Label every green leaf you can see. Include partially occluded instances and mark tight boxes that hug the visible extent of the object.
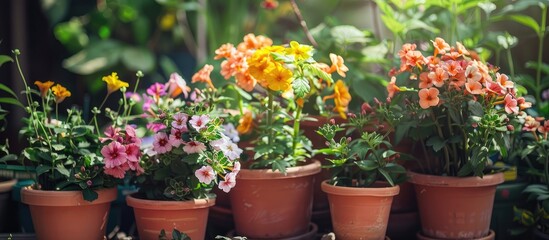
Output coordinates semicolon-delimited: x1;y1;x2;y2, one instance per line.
292;77;310;99
468;100;484;116
0;97;24;108
0;83;18;99
355;160;379;171
426;136;446;152
270;52;294;63
0;154;16;163
82;188;98;202
0;55;13;68
508;15;540;34
305;64;333;85
36;165;51;176
330;25;369;44
378;167;394;186
51;144;66;151
121;47;155;73
63;40;122;75
233;85;252;100
56;164;70;177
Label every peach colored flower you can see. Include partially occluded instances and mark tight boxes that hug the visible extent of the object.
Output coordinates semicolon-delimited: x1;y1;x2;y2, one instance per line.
419;72;432;88
387;76;400;98
456;42;470;56
329;53;349;77
214;43;236;60
34;80;54;98
504;94;519;114
523;116;540;132
404;50;426;70
237;111;253;135
418;88;440;109
192;64;215;89
235;72;257;92
517;97;532;110
237;33;273;51
449;72;466;88
465;80;484;95
165;73;191;98
428;67;448;87
432;37;450;56
445;60;462;76
220;52;248;79
538;121;549;134
465;65;482;83
496;73;514;89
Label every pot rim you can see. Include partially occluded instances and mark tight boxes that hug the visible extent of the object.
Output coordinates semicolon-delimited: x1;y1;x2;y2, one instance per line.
320;180;400;197
417;229;495;240
407;171;504;187
21;187;117;206
0;178;17;193
126;193;215;210
237;159;321;180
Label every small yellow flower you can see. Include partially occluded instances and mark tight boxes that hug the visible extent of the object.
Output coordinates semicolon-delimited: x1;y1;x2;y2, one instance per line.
159;13;176;31
34;80;54;98
264;64;293;92
51;84;71;103
286;41;312;60
102;72;129;94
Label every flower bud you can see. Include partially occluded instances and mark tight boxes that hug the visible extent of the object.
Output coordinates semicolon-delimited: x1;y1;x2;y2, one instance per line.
12;49;20;55
325;141;330;147
329;119;336;125
346;137;352;143
136;71;144;78
507;125;514;131
86;180;93;186
347;113;356;119
81;166;86;172
472;122;478;128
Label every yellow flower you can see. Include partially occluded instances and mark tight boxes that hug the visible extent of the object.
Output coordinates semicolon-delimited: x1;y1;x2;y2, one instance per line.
286;41;312;60
34;80;54;98
51;84;71;103
159;13;176;31
323;80;352;119
264;63;293;92
102;72;129;94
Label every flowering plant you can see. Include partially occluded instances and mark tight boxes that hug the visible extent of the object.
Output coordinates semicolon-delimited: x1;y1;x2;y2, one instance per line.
132;73;242;201
387;38;530;177
513;117;549;233
206;34;350;172
11;50;141;201
316;111;407;187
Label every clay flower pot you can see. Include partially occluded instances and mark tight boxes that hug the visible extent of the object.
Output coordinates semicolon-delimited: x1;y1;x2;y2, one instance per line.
126;194;215;240
229;159;321;239
21;187;117;240
321;180;400;240
408;171;504;239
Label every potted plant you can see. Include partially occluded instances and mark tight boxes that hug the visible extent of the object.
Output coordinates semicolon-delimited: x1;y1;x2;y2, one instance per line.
125;73;242;240
387;38;530;239
207;34;340;239
9;49;141;240
316;114;405;240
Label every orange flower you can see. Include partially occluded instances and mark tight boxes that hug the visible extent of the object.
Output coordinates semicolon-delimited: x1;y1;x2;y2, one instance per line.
34;80;54;98
418;88;439;109
432;37;450;56
102;72;129;94
428;67;448;88
387;76;400;98
329;53;349;77
402;50;426;71
214;43;236;60
523;116;540;132
324;80;352;119
237;111;253;134
51;84;71;103
235;72;257;92
237;34;273;51
264;64;293;92
465;80;483;95
192;64;215;89
456;42;470;56
504;94;518;114
261;0;279;9
419;72;432;89
296;98;304;108
496;73;514;89
220;52;247;79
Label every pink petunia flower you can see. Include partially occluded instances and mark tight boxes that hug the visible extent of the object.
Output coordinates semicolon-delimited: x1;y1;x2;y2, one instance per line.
101;141;128;168
220;142;242;161
146;83;166;99
165;73;190;98
218;172;237;193
172;112;189;130
100;126;122;143
147;123;167;132
127;161;145;175
189;115;210;131
125;143;141;162
104;164;130;179
195;165;216;184
125;125;141;145
153;132;173;154
183;140;206;154
169;128;185;148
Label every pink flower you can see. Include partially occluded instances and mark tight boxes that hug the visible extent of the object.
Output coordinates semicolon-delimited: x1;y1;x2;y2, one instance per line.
465;65;482;82
101;141;128;168
100;126;122;143
538;121;549;134
125;144;141;162
183;141;206;154
427;67;448;88
195;165;216;184
465;80;483;95
142;94;154;112
165;73;190;98
146;83;166;99
147;123;167;132
209;137;228;151
153;132;173;154
104;164;130;179
504;94;519;114
219;172;237;193
189;115;210;131
523;116;540;132
232;161;241;174
172;112;189;130
125;125;141;145
127;161;145;175
496;73;514;89
220;142;242;161
169;128;185;148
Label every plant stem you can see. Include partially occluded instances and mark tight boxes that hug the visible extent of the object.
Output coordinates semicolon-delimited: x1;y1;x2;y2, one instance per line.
267;90;274;158
14;53;32;107
236;90;244;116
432;113;451;175
291;105;303;157
290;0;317;47
506;48;515;80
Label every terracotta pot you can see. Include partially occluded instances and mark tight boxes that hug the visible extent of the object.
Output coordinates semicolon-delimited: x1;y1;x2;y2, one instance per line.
126;194;215;240
226;222;319;240
408;171;504;239
321;180;400;240
229;160;321;239
417;230;495;240
21;187;117;240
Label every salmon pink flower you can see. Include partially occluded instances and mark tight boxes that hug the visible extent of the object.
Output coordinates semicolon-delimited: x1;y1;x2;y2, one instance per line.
214;43;236;60
104;164;130;179
183;140;206;154
538;121;549;134
219;172;237;193
172;112;189;130
523;116;540;132
329;53;349;77
504;94;519;114
496;73;514;89
418;88;440;109
192;64;215;89
432;37;451;56
465;80;484;95
387;77;400;98
465;65;482;82
101;141;128;168
428;67;449;87
419;72;433;88
125;144;141;163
